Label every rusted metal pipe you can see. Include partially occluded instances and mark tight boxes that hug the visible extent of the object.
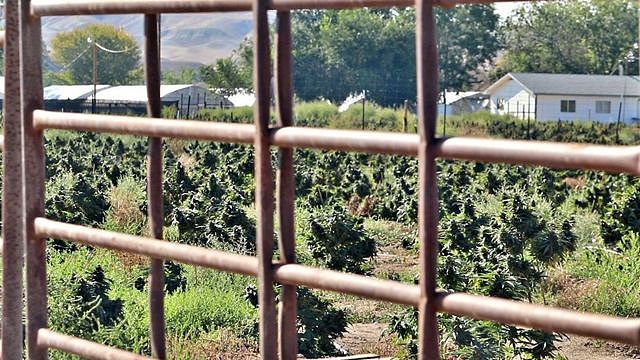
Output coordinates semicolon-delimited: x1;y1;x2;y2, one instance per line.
31;0;523;16
253;0;278;357
22;0;47;357
32;110;640;174
144;13;166;360
275;10;298;360
273;264;420;306
416;0;440;357
435;292;640;346
33;110;256;144
37;329;152;360
2;1;24;358
34;218;260;276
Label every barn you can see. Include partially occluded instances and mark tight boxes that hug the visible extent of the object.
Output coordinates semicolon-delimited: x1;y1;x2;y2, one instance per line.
485;73;640;123
90;84;232;117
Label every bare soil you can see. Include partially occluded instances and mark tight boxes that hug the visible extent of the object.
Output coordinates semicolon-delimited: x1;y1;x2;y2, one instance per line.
557;336;640;360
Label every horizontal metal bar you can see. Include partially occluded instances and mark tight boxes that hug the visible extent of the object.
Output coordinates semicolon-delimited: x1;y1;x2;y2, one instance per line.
437;137;640;175
34;110;640;174
273;263;419;306
435;292;640;346
36;329;152;360
271;126;418;156
33;110;255;144
34;217;258;276
31;0;522;16
35;218;640;345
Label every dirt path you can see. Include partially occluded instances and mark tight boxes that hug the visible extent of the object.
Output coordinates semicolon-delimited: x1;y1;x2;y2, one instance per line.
336;324;640;359
557;336;640;360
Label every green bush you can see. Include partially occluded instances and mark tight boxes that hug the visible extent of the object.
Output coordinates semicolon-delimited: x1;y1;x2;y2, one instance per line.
298;204;376;274
294;100;338;127
195;106;254;123
562;233;640;317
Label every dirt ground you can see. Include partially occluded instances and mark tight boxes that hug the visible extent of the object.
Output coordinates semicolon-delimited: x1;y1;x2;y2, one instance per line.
557;336;640;360
336;326;640;359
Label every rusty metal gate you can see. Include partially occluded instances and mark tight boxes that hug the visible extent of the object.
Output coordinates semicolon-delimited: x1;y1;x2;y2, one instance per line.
1;0;640;359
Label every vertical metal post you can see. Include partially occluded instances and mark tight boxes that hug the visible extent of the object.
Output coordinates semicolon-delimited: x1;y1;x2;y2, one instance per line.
144;14;166;360
186;95;191;119
403;99;409;133
275;11;297;360
416;0;440;359
21;0;47;357
92;40;97;114
253;0;277;358
2;1;25;358
362;92;366;130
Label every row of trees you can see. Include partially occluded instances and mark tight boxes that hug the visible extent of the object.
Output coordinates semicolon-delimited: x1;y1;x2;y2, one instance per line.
36;0;639;104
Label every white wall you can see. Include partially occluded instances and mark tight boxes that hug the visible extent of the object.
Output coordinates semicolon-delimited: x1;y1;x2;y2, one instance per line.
489;80;535;120
536;95;640;123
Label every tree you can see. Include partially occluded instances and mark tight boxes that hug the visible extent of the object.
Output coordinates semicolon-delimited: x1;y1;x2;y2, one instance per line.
200;38;252;96
500;0;639;75
50;24;141;85
292;7;499;106
162;68;198;85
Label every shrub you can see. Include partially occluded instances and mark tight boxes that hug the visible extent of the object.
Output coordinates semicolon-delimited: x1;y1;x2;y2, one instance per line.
294;100;338;127
102;176;147;235
298;204;376;274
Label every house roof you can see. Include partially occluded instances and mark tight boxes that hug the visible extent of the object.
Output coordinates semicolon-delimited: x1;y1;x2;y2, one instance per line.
91;84;207;102
485;73;640;97
44;85;111;100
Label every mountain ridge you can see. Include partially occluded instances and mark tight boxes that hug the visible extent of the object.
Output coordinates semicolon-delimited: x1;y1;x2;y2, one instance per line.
42;13;253;69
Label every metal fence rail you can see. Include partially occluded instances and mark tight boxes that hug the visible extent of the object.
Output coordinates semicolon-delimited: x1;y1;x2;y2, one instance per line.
2;0;640;359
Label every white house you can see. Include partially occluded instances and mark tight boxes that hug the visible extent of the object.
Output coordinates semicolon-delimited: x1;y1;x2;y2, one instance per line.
485;73;640;123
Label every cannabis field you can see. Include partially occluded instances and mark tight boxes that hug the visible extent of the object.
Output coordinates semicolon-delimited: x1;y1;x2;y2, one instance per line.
8;103;640;359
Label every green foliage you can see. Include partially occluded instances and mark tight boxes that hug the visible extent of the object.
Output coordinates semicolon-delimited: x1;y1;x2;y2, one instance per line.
48;250;124;342
294;100;339;127
298;204;376;274
501;0;639;75
562;233;640;317
194;106;254;123
102;176;146;235
599;181;640;245
295;287;348;357
50;24;141;85
161;67;199;85
292;7;499;105
200;38;253;95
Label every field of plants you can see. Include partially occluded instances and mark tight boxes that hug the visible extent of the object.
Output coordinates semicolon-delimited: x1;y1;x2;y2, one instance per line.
8;102;640;359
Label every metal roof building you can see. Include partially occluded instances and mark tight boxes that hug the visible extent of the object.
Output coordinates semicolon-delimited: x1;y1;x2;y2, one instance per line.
43;85;111;100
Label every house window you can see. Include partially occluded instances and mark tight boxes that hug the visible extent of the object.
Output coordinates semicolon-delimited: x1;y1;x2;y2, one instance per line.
595;100;611;114
560;100;576;113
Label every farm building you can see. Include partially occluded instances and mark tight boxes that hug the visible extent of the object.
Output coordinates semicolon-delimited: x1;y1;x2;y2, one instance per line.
485;73;640;123
438;91;488;116
44;85;111;100
90;84;232;117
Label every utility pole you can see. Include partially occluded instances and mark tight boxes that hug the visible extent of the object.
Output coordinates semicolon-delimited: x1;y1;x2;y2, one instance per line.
361;91;366;130
89;37;97;114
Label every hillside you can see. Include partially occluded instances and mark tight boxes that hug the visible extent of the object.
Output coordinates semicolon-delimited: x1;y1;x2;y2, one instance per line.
42;13;253;69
